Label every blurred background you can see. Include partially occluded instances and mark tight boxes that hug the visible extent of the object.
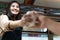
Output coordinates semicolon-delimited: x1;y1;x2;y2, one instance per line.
0;0;60;40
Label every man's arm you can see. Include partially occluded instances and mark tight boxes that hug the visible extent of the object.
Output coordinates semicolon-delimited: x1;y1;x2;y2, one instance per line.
36;13;60;35
45;18;60;35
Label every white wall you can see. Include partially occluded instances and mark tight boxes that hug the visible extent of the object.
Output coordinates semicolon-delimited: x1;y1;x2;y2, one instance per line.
34;0;60;8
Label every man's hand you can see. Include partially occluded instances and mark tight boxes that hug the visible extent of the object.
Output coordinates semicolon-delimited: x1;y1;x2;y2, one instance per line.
31;11;46;28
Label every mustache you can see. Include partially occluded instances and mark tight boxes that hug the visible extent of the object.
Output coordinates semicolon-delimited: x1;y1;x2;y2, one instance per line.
11;9;19;12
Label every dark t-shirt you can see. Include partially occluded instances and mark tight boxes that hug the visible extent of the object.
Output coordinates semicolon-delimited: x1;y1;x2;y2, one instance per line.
2;27;23;40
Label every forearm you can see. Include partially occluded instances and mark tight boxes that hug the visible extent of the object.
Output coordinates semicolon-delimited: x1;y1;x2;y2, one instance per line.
9;19;26;29
45;18;60;35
